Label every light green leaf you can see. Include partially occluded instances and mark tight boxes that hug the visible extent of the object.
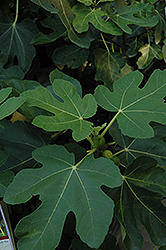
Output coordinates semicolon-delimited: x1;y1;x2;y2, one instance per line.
137;44;163;69
72;3;122;35
0;121;50;173
163;39;166;63
21;79;97;141
0;88;26;120
52;0;90;48
94;49;125;90
94;69;166;139
154;2;166;44
106;156;166;249
52;44;89;69
30;0;58;13
109;121;166;167
105;0;159;34
4;144;122;250
0;13;38;72
97;0;115;3
30;15;66;45
77;0;93;6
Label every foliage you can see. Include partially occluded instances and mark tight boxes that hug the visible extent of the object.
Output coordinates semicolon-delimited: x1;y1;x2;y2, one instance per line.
0;0;166;250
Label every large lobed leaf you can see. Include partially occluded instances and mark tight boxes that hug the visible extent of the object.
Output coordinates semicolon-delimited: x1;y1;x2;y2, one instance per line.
4;144;122;250
94;69;166;139
105;0;159;34
0;13;38;73
72;3;122;35
21;79;97;141
106;156;166;249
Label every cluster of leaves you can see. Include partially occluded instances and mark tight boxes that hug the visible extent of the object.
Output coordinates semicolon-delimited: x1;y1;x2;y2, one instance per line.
0;0;166;250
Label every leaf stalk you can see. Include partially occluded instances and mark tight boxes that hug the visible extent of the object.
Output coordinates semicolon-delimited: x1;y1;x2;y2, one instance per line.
14;0;19;24
100;110;121;138
74;148;96;168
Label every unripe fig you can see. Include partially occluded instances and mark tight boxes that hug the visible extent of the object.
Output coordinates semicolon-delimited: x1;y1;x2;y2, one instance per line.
93;136;105;149
102;150;113;159
111;156;121;166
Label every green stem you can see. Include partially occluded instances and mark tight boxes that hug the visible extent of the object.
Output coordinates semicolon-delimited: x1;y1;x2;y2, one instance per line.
86;135;95;147
100;110;121;138
147;31;150;45
113;148;126;157
74;148;96;168
14;0;19;24
152;246;158;250
100;32;110;55
111;42;115;53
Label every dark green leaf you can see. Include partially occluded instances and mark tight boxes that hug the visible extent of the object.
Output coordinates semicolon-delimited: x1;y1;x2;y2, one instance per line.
64;142;87;163
0;66;24;80
4;144;122;250
105;0;159;34
30;15;66;45
72;3;122;35
94;49;125;90
49;69;82;97
106;156;166;250
0;53;24;80
109;121;166;167
0;170;14;197
0;88;26;120
52;0;91;48
52;44;89;69
21;79;97;141
30;0;58;13
72;238;96;250
126;38;143;57
0;149;14;197
0;121;50;173
0;13;38;72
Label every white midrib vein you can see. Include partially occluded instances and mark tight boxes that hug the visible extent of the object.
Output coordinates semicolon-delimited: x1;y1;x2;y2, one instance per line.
121;82;166;111
74;169;95;239
124;179;166;226
32;168;74;249
58;0;83;43
29;95;80;119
